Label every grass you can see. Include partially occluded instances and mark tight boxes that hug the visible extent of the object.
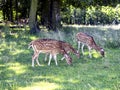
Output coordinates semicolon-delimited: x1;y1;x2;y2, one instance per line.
0;25;120;90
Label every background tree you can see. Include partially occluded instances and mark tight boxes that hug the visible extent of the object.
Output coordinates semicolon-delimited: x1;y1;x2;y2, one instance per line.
41;0;61;31
1;0;13;21
29;0;40;33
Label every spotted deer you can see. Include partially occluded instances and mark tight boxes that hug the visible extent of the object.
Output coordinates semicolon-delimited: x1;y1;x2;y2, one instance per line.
28;39;72;67
44;40;80;61
76;32;104;58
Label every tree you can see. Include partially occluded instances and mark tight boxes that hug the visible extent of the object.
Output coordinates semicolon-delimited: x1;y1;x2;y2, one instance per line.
29;0;40;33
51;0;61;31
41;0;61;31
1;0;13;21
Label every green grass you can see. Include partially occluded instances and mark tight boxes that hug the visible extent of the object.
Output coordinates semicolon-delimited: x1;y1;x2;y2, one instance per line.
0;25;120;90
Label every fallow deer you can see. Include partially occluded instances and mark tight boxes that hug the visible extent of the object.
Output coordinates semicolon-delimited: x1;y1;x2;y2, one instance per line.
76;32;104;58
28;39;72;67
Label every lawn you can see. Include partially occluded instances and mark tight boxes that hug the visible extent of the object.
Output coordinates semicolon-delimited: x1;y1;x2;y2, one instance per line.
0;25;120;90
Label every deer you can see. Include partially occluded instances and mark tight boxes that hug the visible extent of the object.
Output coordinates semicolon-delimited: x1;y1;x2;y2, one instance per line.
44;40;80;61
28;39;72;67
76;32;104;58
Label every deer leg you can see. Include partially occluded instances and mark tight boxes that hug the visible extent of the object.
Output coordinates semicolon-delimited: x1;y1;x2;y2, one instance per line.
36;53;41;66
48;54;52;66
64;54;72;65
44;53;49;61
61;51;70;61
53;54;58;66
61;57;65;61
77;41;81;51
88;46;92;58
32;52;38;67
32;55;35;67
32;52;41;67
81;44;85;55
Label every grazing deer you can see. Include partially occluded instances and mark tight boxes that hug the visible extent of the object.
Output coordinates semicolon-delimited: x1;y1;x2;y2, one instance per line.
28;39;72;67
76;32;104;58
44;40;80;61
60;41;80;60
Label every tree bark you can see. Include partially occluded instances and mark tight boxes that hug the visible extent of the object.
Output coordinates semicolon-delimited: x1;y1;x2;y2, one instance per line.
41;0;50;26
15;0;19;24
29;0;40;34
41;0;61;31
51;0;61;31
9;0;13;22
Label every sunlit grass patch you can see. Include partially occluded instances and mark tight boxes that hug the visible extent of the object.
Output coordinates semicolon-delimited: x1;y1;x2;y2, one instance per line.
82;50;102;58
92;50;101;58
0;40;9;51
10;49;24;55
18;81;61;90
8;62;27;75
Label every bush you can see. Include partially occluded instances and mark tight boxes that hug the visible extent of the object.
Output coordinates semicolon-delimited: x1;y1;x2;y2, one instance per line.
61;5;120;25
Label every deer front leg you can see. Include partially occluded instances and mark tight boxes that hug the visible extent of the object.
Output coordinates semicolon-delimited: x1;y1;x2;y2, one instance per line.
53;54;58;66
61;51;70;61
81;44;85;55
77;41;81;52
48;54;52;66
44;53;49;61
61;57;65;61
64;54;72;65
88;46;92;58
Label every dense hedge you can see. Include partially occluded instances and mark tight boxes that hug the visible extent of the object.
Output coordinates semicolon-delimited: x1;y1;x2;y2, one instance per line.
61;5;120;25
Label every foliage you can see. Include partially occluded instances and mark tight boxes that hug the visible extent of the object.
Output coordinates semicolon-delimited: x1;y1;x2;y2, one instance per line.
0;11;3;20
62;4;120;25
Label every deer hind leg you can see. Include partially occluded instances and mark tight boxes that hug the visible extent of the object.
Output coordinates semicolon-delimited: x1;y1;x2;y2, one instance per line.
88;46;92;58
32;52;37;67
32;52;41;67
36;53;41;66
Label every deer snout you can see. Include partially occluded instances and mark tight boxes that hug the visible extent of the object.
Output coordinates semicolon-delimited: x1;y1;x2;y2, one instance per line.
100;49;104;57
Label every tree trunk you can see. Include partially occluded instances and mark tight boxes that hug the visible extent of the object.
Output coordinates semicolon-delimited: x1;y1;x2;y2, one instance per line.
50;0;61;31
15;0;18;24
29;0;40;34
4;0;13;21
41;0;50;28
41;0;61;31
9;0;13;22
2;0;6;20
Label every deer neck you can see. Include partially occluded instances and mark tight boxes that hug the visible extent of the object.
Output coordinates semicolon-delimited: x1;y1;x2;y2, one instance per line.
91;44;101;51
